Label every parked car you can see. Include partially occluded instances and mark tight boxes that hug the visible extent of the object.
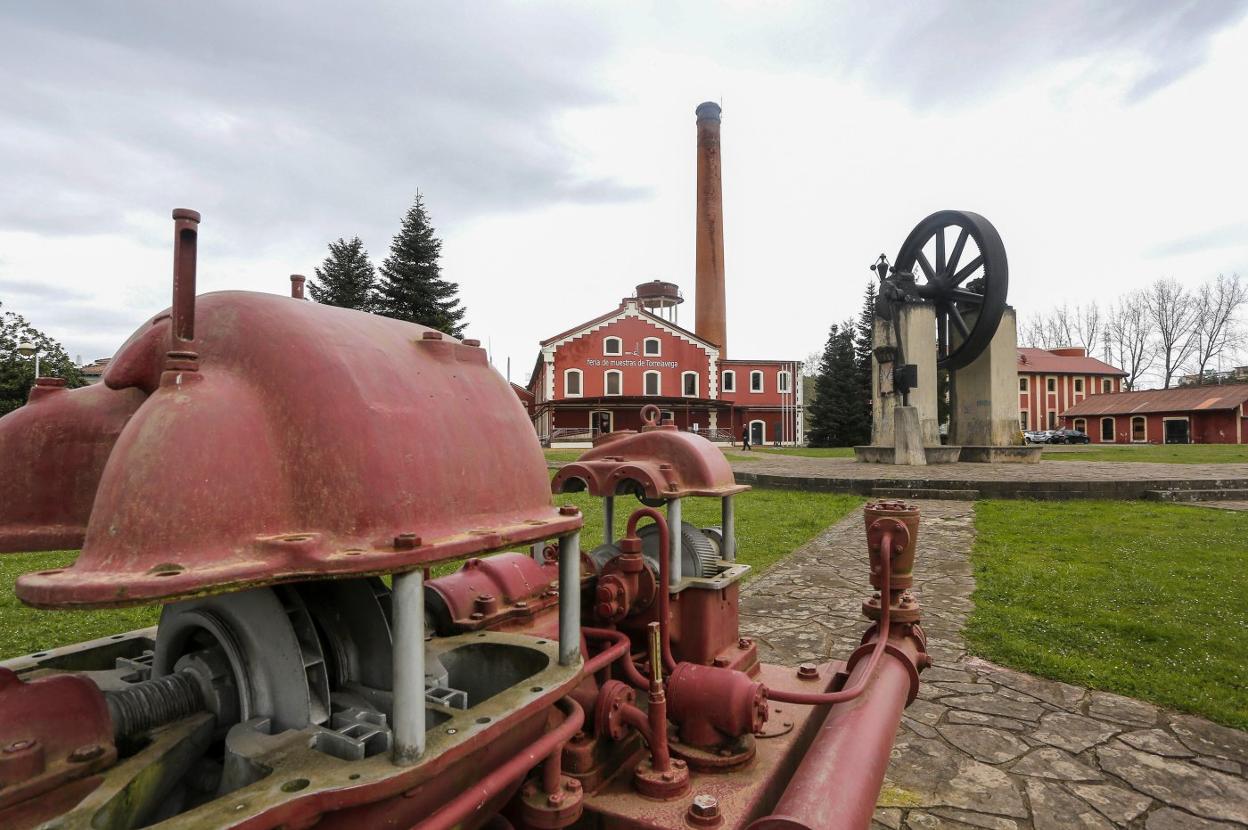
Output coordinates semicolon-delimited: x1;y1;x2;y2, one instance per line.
1049;428;1091;445
1024;430;1054;444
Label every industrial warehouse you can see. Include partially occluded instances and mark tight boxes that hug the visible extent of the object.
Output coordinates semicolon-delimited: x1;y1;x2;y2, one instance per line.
524;103;804;447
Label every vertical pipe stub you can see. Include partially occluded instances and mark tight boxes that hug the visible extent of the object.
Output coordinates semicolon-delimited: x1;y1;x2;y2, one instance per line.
171;208;201;349
290;274;306;299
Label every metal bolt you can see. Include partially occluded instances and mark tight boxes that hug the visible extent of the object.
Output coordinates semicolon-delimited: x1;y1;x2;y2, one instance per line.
690;794;720;819
470;611;484;620
515;601;528;609
672;759;686;769
547;791;564;806
68;744;104;763
565;778;582;792
4;739;34;754
797;662;819;680
662;771;676;782
463;338;481;347
394;533;421;550
738;637;751;649
559;505;579;516
421;331;443;340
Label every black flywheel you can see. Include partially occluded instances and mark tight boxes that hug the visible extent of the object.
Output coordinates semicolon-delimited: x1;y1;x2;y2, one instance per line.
894;210;1008;371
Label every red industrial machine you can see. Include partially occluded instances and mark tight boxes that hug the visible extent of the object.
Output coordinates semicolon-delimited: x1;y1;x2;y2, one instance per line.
0;210;928;830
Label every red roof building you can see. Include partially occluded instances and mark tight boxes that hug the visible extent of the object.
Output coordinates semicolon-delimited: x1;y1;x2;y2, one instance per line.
1061;385;1248;444
1017;347;1126;432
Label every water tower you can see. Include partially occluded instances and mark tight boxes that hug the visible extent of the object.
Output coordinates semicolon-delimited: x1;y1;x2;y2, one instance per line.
635;280;684;325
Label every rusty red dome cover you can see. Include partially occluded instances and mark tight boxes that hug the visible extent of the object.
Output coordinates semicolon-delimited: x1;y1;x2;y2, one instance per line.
551;407;748;500
14;292;578;609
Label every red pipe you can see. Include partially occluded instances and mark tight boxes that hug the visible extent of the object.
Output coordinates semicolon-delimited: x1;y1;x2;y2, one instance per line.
623;508;677;673
583;627;649;689
746;629;923;830
768;530;894;707
411;698;584;830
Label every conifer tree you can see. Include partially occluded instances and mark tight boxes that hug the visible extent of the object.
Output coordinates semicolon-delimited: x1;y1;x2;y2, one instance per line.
807;322;865;447
308;236;376;311
374;194;467;337
853;281;877;440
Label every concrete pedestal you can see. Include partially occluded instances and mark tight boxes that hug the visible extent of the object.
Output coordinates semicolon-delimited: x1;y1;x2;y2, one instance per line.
950;307;1021;448
871;305;939;448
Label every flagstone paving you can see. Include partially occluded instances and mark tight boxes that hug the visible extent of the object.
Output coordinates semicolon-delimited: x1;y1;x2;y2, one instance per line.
738;500;1248;829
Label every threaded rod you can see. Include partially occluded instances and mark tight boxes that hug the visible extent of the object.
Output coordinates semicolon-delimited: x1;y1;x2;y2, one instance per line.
106;671;205;738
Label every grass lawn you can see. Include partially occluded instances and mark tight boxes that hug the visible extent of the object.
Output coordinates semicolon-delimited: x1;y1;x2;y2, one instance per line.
0;489;860;661
1042;444;1248;463
545;448;754;464
967;500;1248;729
752;446;856;458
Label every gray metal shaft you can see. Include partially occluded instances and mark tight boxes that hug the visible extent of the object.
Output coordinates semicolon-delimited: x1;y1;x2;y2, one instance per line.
392;569;426;765
668;497;682;587
559;530;581;666
722;494;736;562
107;671;205;739
603;496;614;546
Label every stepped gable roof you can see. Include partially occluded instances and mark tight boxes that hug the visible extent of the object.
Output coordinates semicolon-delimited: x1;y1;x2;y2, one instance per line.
1017;348;1125;376
1062;385;1248;416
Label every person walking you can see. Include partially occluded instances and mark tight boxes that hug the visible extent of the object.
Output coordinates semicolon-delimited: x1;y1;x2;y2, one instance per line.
741;425;751;451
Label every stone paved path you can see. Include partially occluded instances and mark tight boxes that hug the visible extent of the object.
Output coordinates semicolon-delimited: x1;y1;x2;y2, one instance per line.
738;501;1248;830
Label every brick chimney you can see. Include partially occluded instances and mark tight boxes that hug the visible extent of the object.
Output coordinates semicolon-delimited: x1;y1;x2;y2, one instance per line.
694;101;727;355
290;274;306;299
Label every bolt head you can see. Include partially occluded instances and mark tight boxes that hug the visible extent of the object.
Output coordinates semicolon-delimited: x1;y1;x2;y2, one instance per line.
3;739;34;754
565;778;582;792
690;794;720;818
797;662;819;679
662;771;676;782
738;637;752;649
68;743;104;763
672;759;686;769
547;792;564;806
559;505;579;516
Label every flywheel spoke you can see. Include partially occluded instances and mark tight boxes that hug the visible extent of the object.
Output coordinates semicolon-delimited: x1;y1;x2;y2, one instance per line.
935;228;946;273
947;229;968;276
949;306;971;339
950;287;984;304
915;250;936;281
950;255;984;286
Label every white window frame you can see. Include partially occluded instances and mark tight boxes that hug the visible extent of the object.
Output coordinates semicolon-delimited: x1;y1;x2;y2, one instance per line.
1073;418;1087;433
643;370;661;396
1100;417;1115;442
604;369;622;397
682;371;699;397
1131;415;1147;443
721;370;736;392
1019;377;1028;393
564;368;583;398
1019;412;1028;431
1074;378;1084;394
1046;377;1057;393
589;409;613;433
603;336;622;356
748;419;766;445
1102;378;1113;393
778;370;791;393
1162;416;1190;445
750;371;764;393
643;337;661;357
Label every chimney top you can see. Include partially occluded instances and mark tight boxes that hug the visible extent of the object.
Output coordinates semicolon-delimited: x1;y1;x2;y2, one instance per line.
695;101;721;122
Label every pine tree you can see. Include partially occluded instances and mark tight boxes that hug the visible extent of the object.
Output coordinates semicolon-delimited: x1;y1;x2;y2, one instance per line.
374;194;467;337
807;322;865;447
308;236;376;311
852;281;877;444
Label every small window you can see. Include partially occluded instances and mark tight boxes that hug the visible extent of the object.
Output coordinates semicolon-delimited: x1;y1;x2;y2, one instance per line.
1074;378;1084;394
1132;416;1147;442
750;371;763;392
604;370;622;396
1046;378;1056;393
778;371;791;393
1019;378;1028;393
722;370;736;392
603;337;622;356
643;337;661;356
1073;418;1086;432
682;371;699;397
564;368;582;397
1019;412;1028;430
1101;417;1114;441
1102;378;1113;393
661;409;675;423
1047;411;1056;429
644;371;661;396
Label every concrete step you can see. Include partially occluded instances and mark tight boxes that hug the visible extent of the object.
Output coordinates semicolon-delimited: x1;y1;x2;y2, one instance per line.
871;487;980;501
1144;489;1248;503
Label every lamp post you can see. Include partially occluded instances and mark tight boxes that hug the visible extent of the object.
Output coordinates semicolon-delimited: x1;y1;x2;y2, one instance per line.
16;341;41;378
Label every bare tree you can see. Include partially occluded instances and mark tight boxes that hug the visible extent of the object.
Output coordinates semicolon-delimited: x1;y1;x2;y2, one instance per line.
1107;291;1155;390
1073;302;1101;355
1189;273;1247;382
1143;278;1198;388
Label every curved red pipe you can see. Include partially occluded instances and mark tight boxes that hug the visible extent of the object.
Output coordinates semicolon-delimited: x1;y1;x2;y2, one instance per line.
623;507;677;673
410;698;584;830
583;627;649;689
767;528;894;706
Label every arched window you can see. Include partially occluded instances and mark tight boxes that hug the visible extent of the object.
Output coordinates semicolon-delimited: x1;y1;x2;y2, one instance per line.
750;371;764;392
1131;415;1147;443
1100;417;1114;441
778;371;791;393
721;370;736;392
682;371;699;397
1073;418;1087;433
644;371;661;396
563;368;582;397
603;336;622;356
643;337;661;356
604;370;622;396
1102;378;1113;393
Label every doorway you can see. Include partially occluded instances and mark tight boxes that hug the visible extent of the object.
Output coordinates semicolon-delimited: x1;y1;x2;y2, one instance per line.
591;411;613;435
1163;418;1189;445
749;420;765;446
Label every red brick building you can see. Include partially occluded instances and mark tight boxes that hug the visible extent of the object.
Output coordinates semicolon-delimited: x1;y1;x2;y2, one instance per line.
1061;385;1248;444
526;284;801;446
1017;347;1126;432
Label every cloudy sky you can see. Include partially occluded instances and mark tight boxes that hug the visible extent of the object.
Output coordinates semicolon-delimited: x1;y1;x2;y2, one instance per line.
2;1;1247;382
